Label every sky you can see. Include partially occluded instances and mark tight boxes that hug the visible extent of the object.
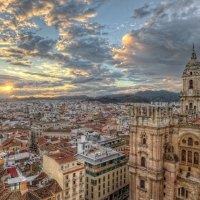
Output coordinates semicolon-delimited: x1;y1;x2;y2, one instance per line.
0;0;200;98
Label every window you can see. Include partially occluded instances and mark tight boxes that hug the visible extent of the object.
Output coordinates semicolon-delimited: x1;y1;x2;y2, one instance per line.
57;194;60;200
140;180;145;189
181;150;186;162
108;174;110;180
98;192;100;197
181;187;185;197
66;175;69;179
103;176;105;181
194;152;199;165
178;187;188;198
189;80;193;89
188;138;193;146
189;103;193;109
141;157;146;167
190;72;192;75
142;138;146;145
188;151;192;163
98;178;101;184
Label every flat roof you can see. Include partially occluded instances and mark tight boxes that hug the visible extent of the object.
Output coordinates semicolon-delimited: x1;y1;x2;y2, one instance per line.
49;152;77;164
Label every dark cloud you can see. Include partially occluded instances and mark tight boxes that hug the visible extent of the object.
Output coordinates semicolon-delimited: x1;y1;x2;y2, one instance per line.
132;3;151;19
18;33;56;54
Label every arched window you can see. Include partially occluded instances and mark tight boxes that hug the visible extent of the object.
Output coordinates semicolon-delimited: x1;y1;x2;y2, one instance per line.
190;72;193;75
142;138;146;145
181;187;185;197
188;151;192;163
186;105;188;110
189;80;193;89
188;137;193;146
141;157;145;167
194;152;199;165
181;150;186;162
178;187;188;198
189;103;193;109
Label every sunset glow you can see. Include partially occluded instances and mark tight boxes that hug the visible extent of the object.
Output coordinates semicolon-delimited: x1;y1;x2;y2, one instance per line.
1;85;12;92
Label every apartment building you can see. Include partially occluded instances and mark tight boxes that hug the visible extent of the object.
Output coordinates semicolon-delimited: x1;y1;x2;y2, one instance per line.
30;120;72;151
43;152;86;200
75;136;129;200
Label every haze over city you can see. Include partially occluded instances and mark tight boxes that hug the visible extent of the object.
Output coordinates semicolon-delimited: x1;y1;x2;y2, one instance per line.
0;0;199;98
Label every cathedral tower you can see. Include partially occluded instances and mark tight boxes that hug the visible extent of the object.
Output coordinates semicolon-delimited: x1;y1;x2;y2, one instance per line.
129;106;173;200
180;45;200;117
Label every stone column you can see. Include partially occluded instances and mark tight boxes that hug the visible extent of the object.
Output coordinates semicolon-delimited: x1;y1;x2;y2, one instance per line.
129;172;136;200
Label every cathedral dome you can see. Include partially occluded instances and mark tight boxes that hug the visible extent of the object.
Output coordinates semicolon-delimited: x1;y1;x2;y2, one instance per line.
183;46;200;75
185;59;200;69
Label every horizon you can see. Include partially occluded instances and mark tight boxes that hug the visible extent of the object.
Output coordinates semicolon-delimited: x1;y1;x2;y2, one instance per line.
0;0;199;98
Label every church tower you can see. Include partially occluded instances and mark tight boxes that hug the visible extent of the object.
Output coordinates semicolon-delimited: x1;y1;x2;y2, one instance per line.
180;45;200;117
129;106;173;200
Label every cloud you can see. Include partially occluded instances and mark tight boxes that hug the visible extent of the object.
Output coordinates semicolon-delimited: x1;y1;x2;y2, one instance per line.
132;3;151;19
113;0;200;92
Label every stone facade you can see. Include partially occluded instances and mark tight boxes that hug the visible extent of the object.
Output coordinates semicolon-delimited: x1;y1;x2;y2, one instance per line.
129;48;200;200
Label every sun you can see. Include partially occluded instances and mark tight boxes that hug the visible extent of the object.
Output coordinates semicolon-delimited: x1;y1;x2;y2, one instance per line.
1;85;12;91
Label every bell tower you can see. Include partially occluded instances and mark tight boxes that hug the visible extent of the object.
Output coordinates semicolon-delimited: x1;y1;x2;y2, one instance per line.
180;45;200;116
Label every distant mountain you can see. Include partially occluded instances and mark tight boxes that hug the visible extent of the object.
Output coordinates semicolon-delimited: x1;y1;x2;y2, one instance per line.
14;90;179;103
134;90;179;102
88;90;179;104
88;95;150;104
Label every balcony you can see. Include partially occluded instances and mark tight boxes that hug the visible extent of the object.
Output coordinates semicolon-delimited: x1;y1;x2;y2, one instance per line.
79;188;84;193
65;195;70;199
86;159;127;173
79;174;84;178
79;181;84;185
72;184;77;188
73;176;78;180
72;192;77;196
65;186;70;190
65;179;70;182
